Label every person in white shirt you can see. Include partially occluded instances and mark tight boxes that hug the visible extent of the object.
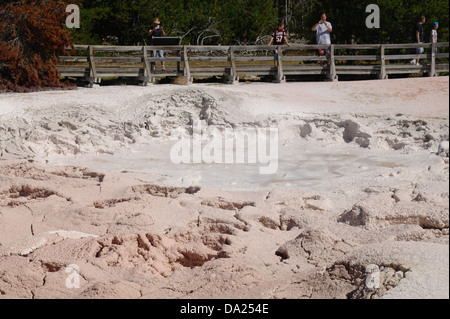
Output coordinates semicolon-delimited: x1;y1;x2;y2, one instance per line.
312;13;333;66
431;22;439;54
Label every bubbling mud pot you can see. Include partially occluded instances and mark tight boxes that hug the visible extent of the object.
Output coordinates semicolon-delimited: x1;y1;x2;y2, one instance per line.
0;78;448;299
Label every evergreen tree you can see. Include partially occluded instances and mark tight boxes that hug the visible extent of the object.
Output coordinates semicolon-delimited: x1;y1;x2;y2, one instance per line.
71;0;278;45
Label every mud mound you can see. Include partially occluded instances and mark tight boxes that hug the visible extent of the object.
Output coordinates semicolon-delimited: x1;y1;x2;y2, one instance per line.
0;161;49;180
201;197;255;211
338;206;370;227
131;184;201;198
1;86;448;162
58;230;232;278
337;120;372;148
298;115;449;155
5;185;58;200
94;233;217;277
307;263;406;299
52;167;105;183
276;228;357;266
338;204;449;231
302;241;449;299
0;185;70;207
0;89;233;159
93;197;140;209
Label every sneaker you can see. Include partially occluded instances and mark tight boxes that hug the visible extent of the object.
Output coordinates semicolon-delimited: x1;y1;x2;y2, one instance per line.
410;59;416;65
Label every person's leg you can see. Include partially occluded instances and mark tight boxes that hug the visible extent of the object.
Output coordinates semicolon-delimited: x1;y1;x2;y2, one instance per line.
159;50;166;70
152;50;157;70
411;42;419;65
274;50;279;68
325;49;331;67
318;50;324;66
416;46;424;65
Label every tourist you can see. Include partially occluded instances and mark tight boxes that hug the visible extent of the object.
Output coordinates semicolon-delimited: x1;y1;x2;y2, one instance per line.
312;13;333;66
268;22;291;68
411;16;426;66
149;18;166;71
431;22;439;54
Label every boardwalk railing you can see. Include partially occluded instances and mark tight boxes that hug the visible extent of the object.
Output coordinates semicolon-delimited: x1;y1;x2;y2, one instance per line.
57;42;449;86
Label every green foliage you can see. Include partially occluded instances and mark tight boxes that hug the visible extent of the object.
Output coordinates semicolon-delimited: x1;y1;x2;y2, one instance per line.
72;0;278;45
71;0;449;45
72;0;448;45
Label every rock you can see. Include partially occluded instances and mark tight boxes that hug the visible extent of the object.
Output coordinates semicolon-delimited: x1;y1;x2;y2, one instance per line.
438;141;449;157
355;137;370;148
386;138;406;151
300;123;313;138
425;141;440;154
276;228;356;266
200;96;216;124
338;206;370;227
336;242;449;299
336;120;371;148
423;133;436;143
392;189;412;203
43;122;62;132
58;120;78;131
149;115;161;126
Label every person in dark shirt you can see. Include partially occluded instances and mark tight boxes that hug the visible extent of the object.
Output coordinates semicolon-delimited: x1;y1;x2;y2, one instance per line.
268;22;291;67
148;18;166;71
411;16;426;66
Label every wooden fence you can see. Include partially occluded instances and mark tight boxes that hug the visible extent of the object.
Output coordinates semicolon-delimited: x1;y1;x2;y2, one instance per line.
57;42;449;87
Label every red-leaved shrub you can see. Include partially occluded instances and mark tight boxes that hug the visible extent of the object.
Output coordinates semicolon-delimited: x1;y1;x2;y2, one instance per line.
0;0;75;92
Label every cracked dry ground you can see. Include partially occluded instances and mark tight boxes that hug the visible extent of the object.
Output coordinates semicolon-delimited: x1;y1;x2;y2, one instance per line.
0;160;448;299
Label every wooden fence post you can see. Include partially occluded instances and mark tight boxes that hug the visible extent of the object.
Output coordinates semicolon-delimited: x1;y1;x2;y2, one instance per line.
139;46;151;85
177;49;182;74
275;45;285;83
379;44;388;80
327;44;338;81
430;42;437;77
85;45;98;87
228;46;238;84
183;46;192;84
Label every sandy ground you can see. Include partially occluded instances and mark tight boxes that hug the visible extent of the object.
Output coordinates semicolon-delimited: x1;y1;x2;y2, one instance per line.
0;77;448;299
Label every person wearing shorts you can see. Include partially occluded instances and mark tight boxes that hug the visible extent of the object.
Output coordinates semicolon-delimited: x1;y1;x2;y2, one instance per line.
312;13;333;66
411;16;426;66
268;22;291;68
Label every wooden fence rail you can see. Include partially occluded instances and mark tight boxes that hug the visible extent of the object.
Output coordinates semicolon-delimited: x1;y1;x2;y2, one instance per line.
57;43;449;87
